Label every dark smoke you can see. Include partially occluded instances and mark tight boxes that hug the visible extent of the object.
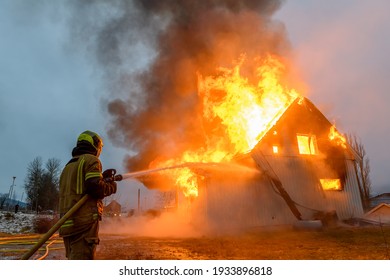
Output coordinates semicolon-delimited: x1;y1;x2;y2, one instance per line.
67;0;289;172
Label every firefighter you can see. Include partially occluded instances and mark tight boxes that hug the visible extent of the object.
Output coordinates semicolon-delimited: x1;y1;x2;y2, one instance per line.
59;130;117;260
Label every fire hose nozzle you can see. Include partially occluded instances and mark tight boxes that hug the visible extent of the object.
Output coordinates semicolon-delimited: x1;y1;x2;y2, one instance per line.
103;174;122;182
103;169;123;182
114;174;123;181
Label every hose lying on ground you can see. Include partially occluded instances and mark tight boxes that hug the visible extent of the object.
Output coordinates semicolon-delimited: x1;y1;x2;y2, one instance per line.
0;233;63;259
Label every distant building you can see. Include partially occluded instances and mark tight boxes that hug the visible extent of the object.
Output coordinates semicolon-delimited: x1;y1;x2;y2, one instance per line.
104;200;122;217
363;203;390;224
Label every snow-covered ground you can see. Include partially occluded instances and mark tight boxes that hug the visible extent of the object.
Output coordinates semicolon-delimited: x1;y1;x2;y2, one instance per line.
0;211;66;260
0;211;35;234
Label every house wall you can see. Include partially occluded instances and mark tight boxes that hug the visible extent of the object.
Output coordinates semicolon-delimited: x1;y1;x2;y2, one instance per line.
199;171;298;230
198;154;364;229
262;154;364;220
324;160;365;219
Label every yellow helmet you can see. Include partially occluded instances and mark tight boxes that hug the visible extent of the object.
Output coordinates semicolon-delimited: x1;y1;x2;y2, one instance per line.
77;130;103;150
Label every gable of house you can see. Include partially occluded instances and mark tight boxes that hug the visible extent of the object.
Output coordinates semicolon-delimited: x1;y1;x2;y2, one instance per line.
254;97;357;192
104;200;122;214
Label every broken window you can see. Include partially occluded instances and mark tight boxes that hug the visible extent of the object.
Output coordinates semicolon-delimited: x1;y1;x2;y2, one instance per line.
297;134;318;155
320;179;342;191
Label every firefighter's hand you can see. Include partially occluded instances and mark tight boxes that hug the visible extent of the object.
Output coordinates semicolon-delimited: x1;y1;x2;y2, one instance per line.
103;168;116;179
103;169;117;183
109;181;117;195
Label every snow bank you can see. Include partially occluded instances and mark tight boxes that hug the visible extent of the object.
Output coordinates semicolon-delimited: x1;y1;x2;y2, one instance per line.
0;211;35;234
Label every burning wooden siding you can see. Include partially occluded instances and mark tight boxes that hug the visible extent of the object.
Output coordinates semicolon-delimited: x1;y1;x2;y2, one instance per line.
198;153;364;229
256;154;364;220
198;168;298;229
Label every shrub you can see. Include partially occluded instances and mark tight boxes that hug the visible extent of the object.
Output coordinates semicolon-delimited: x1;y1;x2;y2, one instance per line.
32;215;59;233
4;212;14;220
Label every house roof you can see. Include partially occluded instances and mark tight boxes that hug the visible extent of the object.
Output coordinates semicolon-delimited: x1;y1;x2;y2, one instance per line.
369;193;390;208
362;203;390;224
365;203;390;216
105;200;121;208
255;97;359;160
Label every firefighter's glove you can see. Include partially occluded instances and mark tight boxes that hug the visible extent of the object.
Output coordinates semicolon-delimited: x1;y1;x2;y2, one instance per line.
103;169;116;182
109;181;117;195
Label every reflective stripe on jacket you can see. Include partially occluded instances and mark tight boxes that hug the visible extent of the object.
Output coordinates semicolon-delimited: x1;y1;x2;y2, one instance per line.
59;154;103;237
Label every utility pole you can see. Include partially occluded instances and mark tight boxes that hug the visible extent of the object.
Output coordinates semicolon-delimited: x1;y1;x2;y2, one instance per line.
7;177;16;210
137;189;140;213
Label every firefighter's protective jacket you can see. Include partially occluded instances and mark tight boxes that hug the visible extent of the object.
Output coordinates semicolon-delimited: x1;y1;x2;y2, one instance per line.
59;152;111;237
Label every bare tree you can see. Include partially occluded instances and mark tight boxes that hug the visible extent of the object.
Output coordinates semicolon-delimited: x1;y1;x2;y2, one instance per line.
24;157;61;212
45;158;61;186
42;158;61;211
346;133;372;209
24;157;44;212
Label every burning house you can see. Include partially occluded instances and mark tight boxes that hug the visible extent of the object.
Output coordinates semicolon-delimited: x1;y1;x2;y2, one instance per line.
136;58;365;229
195;97;365;229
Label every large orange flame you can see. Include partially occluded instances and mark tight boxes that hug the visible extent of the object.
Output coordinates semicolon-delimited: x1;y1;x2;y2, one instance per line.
328;125;347;149
152;54;300;197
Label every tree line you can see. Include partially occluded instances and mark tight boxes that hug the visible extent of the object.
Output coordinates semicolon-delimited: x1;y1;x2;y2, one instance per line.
24;157;61;212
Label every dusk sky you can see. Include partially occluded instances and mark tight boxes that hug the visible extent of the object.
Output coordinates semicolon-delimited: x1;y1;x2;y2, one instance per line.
1;0;389;207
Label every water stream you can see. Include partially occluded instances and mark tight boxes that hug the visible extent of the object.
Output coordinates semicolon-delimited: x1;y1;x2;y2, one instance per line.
120;161;260;180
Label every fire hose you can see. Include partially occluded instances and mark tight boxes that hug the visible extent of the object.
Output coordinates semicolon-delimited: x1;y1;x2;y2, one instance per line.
21;163;203;260
21;194;90;260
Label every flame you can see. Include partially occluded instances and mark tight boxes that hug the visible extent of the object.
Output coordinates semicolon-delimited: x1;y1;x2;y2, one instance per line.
200;55;299;152
320;179;342;191
328;125;347;149
297;134;318;155
152;55;300;197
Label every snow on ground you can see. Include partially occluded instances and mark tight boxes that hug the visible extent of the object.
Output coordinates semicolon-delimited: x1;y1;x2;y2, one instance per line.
0;210;35;234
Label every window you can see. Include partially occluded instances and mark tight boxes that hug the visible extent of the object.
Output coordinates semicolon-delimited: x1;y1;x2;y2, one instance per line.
320;179;342;191
297;134;318;155
272;131;279;154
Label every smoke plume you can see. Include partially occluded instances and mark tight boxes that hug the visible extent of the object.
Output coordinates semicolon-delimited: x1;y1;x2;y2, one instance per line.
68;0;289;173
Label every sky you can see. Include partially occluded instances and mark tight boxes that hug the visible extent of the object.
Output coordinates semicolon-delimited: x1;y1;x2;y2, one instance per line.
1;0;390;207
